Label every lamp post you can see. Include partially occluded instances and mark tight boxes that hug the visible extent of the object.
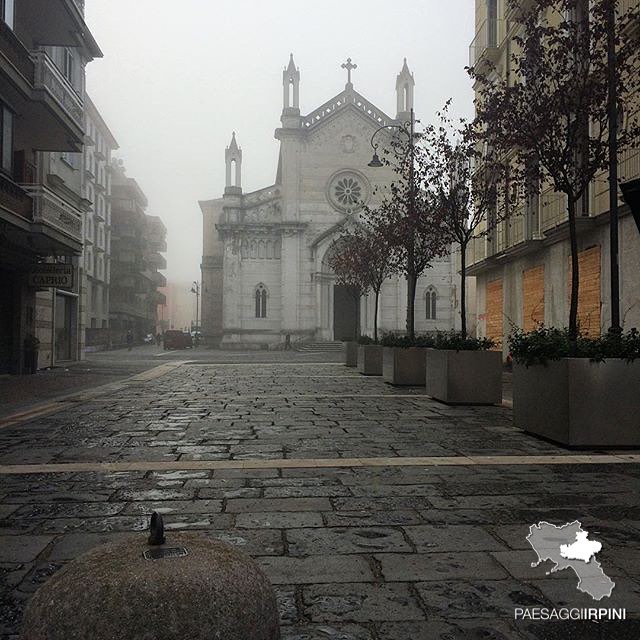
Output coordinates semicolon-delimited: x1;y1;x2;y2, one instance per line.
190;281;200;346
368;107;418;339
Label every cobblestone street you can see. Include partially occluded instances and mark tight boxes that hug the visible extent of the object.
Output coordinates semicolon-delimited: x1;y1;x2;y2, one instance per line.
1;350;639;639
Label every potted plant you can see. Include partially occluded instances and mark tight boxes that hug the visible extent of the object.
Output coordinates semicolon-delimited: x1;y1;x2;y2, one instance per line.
382;333;435;386
344;340;359;367
510;327;640;447
357;335;383;376
425;332;501;405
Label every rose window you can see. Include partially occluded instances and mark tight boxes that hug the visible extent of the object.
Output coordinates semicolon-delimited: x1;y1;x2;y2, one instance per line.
327;170;371;214
334;177;362;207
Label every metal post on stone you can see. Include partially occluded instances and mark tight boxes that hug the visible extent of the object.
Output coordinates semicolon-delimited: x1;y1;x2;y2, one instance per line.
22;512;281;640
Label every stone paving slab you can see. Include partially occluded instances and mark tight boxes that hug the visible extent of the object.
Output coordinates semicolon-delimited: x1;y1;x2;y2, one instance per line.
0;357;639;638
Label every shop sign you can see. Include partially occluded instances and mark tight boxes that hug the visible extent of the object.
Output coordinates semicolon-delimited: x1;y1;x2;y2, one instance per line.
28;264;74;289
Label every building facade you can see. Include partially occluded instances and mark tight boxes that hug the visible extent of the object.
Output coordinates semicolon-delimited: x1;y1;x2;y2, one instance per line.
200;57;461;348
109;160;166;343
468;0;640;354
0;0;100;373
82;95;118;352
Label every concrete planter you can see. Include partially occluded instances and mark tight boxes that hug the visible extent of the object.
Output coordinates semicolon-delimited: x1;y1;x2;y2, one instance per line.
344;341;358;367
513;359;640;447
383;347;428;386
357;345;383;376
425;349;502;405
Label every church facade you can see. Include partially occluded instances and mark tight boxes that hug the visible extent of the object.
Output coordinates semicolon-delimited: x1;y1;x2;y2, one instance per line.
200;57;463;348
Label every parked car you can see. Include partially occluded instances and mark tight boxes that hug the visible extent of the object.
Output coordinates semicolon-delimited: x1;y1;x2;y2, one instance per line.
164;330;192;350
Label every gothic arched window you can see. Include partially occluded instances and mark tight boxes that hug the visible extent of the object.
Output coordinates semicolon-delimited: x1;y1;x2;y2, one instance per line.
255;284;268;318
258;241;266;259
425;287;437;320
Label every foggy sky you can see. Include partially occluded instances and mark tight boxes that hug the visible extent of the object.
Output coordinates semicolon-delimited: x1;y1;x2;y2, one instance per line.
85;0;476;283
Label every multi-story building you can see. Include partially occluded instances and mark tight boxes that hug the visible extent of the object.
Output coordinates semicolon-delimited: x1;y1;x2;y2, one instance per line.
82;95;118;352
0;0;101;373
109;160;166;343
468;0;640;354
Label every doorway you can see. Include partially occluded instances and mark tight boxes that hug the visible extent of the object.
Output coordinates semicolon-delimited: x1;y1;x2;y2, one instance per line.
55;293;73;361
333;284;358;341
0;275;15;373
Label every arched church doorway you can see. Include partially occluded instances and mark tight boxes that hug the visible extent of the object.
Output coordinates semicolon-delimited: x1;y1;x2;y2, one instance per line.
320;242;359;341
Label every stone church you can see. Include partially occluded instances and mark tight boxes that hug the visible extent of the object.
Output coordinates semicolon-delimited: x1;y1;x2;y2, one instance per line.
200;57;462;348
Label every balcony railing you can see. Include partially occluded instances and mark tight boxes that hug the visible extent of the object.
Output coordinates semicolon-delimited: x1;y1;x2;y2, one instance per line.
146;252;167;270
507;207;526;246
0;173;33;220
540;189;568;232
0;19;35;82
466;234;488;267
32;51;84;131
22;185;82;242
619;147;640;183
469;18;505;68
152;271;167;288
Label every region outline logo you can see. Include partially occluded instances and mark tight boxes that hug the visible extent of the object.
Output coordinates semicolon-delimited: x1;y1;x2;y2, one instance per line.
526;520;614;601
514;520;626;622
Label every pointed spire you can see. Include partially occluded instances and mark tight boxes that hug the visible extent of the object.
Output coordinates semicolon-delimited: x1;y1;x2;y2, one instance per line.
228;131;239;152
396;58;415;119
282;54;300;112
286;53;297;74
225;132;242;191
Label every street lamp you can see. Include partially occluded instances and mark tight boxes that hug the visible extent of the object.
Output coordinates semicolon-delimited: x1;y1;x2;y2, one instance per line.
367;108;418;339
190;281;200;346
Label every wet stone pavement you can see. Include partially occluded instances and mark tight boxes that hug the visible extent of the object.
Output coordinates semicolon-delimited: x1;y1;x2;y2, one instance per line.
1;354;639;639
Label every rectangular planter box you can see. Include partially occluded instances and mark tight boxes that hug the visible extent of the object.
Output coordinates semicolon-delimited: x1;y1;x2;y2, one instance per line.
425;349;502;405
513;359;640;447
383;347;427;386
357;344;383;376
344;341;358;367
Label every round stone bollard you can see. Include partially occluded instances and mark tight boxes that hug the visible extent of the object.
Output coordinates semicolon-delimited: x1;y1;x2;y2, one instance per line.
22;514;281;640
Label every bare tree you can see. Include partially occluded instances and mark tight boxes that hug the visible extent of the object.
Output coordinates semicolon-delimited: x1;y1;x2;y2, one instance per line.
470;0;640;341
425;106;507;338
365;132;450;340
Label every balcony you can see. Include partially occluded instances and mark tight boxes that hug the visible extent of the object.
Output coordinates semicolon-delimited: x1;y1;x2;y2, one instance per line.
152;271;167;288
22;184;83;251
0;19;35;85
540;189;568;232
504;0;537;22
0;173;33;221
469;19;506;68
146;252;167;270
32;51;84;137
466;234;488;269
19;1;101;57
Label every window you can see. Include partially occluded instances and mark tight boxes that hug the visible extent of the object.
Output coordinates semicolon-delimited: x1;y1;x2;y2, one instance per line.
255;284;268;318
62;48;74;84
0;105;13;175
425;287;437;320
487;0;498;47
1;0;15;29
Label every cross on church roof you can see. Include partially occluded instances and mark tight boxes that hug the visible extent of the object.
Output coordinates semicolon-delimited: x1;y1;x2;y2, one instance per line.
341;58;357;86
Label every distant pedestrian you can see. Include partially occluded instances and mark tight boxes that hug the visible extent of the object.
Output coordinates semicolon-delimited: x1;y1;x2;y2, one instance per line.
126;330;133;351
284;334;292;351
156;333;162;346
